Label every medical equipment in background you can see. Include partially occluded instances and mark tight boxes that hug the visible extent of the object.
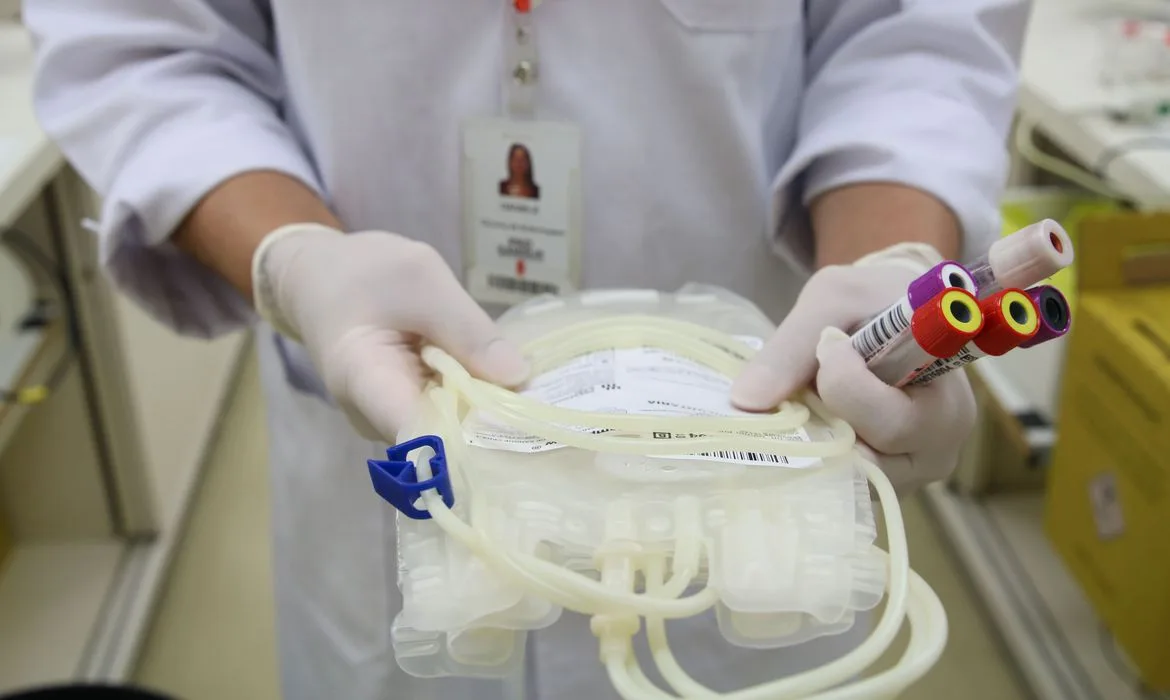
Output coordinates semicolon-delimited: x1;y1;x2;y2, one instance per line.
903;289;1040;388
1012;112;1170;205
367;286;948;700
1105;93;1170;125
1099;17;1170;89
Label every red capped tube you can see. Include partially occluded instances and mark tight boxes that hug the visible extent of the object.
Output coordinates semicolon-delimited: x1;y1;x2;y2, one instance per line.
972;289;1041;355
911;288;985;358
901;288;1042;387
867;288;984;386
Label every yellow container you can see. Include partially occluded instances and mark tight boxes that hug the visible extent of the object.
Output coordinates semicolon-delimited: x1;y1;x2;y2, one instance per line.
1045;210;1170;691
0;510;9;570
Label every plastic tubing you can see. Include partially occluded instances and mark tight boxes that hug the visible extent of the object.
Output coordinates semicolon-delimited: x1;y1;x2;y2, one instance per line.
433;391;718;618
644;557;723;699
399;314;945;698
797;573;947;700
637;569;950;700
655;499;704;601
415;383;679;614
424;316;817;435
422;316;858;458
420;384;718;618
607;460;948;700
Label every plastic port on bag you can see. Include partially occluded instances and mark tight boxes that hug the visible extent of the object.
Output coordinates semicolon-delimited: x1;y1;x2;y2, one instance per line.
368;435;455;520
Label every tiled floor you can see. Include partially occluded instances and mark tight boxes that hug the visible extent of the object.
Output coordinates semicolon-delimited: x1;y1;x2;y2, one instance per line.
132;354;1031;700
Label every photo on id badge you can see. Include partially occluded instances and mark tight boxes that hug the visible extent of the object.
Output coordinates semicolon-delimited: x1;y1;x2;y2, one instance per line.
463;119;581;307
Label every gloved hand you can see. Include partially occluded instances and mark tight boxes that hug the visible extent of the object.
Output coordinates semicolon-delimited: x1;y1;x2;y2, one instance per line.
730;243;977;493
251;223;529;441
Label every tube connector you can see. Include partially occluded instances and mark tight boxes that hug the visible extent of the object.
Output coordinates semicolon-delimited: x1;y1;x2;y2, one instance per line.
591;613;640;657
591;551;642;663
592;498;644;662
368;435;455;520
593;499;643;569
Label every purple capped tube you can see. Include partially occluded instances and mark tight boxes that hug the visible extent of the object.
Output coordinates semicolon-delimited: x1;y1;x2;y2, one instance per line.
851;261;979;362
1018;285;1071;349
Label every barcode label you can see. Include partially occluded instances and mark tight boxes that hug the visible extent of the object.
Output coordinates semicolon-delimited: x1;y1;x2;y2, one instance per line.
694;450;789;465
852;299;912;361
905;363;950;387
487;275;559;296
905;345;979;386
906;358;963;386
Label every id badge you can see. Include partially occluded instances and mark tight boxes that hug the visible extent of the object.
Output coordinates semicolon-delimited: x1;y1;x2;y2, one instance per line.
462;118;582;306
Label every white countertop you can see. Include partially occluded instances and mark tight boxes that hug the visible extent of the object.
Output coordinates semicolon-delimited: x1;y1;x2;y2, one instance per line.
1020;0;1170;207
0;22;61;228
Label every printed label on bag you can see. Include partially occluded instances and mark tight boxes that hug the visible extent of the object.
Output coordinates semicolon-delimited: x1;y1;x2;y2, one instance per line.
462;337;821;468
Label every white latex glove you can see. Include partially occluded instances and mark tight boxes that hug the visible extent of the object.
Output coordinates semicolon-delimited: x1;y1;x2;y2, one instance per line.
730;243;977;493
252;224;529;441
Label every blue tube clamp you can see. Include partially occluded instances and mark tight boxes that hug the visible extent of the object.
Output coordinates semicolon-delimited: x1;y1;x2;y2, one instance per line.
367;435;455;520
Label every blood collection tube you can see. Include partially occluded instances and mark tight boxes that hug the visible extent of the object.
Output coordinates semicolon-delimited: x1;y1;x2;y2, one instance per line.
851;261;978;362
867;288;984;387
965;220;1074;298
902;289;1040;387
1018;285;1071;349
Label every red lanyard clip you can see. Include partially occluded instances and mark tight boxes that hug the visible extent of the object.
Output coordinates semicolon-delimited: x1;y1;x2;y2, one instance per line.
514;0;532;13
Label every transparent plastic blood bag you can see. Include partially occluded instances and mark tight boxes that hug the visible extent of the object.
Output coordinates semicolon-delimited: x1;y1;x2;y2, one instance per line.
368;286;947;699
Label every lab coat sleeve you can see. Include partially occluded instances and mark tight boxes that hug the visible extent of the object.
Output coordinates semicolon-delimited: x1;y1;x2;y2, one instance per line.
771;0;1031;273
25;0;324;338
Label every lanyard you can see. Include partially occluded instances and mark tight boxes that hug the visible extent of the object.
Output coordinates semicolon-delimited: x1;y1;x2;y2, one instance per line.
505;0;541;118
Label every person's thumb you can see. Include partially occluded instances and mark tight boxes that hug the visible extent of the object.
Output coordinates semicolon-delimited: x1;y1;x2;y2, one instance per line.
465;336;531;387
731;296;837;410
814;326;890;416
409;281;530;388
314;327;430;442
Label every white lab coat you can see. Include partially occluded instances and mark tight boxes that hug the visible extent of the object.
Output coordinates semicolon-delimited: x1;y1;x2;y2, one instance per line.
26;1;1028;698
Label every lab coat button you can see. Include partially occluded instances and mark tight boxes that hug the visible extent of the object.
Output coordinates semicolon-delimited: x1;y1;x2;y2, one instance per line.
513;60;537;85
